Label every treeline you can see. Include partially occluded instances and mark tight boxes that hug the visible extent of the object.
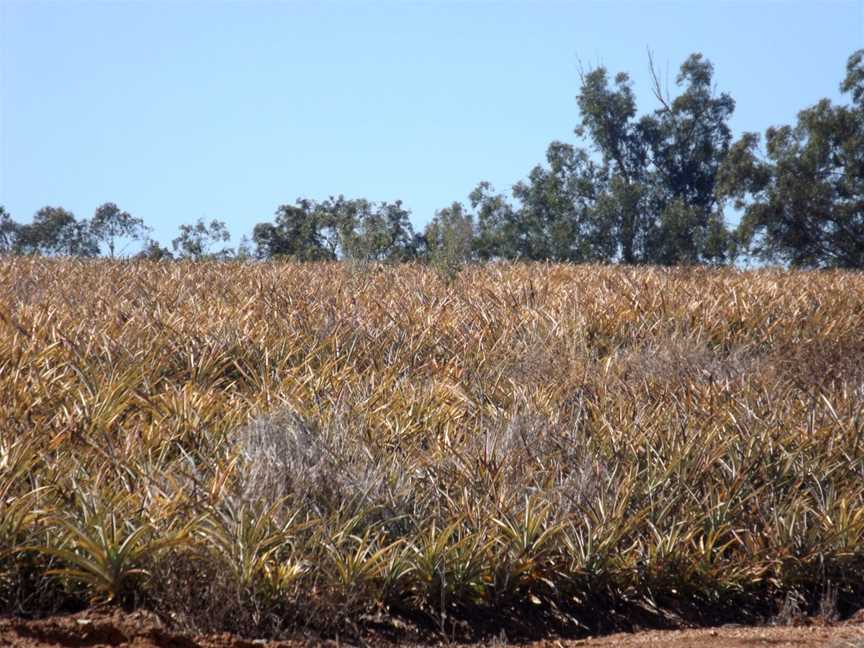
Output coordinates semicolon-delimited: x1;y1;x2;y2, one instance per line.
2;50;862;269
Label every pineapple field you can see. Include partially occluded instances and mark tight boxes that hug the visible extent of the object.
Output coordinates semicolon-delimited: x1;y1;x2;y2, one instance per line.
1;258;863;642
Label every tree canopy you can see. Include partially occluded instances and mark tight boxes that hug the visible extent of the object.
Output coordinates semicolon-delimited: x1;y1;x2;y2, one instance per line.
2;50;861;270
718;49;864;268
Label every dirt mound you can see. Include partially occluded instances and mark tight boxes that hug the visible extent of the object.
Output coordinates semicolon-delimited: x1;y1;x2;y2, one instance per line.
0;609;299;648
1;609;862;648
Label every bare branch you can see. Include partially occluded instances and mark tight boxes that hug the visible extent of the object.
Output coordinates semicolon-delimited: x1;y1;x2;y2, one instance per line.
647;47;672;112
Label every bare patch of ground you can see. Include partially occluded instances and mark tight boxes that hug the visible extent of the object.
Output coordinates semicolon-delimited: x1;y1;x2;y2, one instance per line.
530;620;864;647
1;609;862;648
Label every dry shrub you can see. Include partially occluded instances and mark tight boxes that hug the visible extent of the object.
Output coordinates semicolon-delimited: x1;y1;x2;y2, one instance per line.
236;407;417;523
611;338;760;387
441;400;612;520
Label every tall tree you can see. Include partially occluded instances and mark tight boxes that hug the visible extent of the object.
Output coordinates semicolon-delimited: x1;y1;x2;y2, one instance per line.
718;50;864;268
235;235;254;260
641;53;735;264
576;65;650;263
91;202;150;258
575;53;735;265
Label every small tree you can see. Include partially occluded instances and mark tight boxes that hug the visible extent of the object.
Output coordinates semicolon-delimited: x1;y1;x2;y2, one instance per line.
91;203;150;258
172;219;232;260
468;182;516;261
235;235;254;261
0;206;20;254
135;239;174;261
424;202;474;283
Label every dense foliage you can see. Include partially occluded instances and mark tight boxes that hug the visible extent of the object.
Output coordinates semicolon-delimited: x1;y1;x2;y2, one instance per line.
1;259;863;639
717;51;864;268
2;50;861;269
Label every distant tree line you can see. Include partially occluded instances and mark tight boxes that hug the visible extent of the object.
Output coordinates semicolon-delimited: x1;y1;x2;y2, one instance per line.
1;50;862;269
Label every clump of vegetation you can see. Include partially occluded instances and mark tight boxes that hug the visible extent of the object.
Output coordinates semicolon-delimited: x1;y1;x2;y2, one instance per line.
1;259;863;640
424;202;475;284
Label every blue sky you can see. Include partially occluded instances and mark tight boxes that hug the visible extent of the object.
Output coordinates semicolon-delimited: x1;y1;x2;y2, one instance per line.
1;0;862;250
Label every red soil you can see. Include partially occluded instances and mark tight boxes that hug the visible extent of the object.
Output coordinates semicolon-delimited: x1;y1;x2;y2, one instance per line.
1;608;862;648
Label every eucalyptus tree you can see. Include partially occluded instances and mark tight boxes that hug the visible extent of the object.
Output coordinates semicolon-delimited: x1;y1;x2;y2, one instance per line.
576;65;651;263
15;207;99;257
640;53;735;264
718;50;864;268
576;52;735;265
91;202;150;258
172;218;232;260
